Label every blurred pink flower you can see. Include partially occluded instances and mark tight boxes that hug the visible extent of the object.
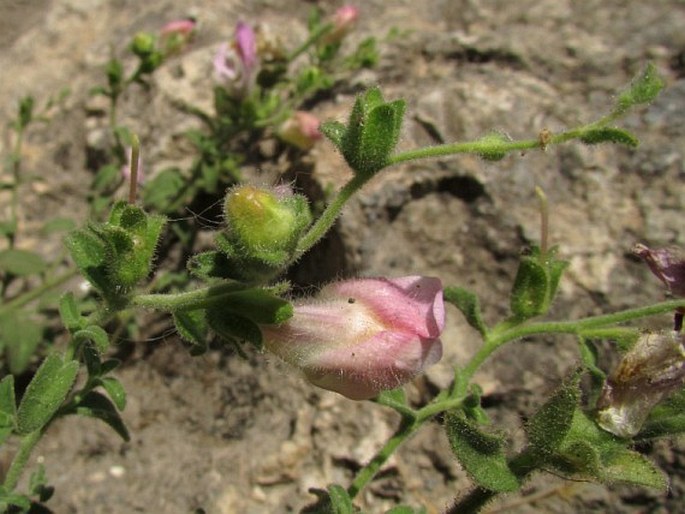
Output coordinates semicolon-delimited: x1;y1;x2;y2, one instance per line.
324;5;359;44
160;18;196;36
278;111;322;150
261;276;445;400
214;21;258;91
160;18;196;55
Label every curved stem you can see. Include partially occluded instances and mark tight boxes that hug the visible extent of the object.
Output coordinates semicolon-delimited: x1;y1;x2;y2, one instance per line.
347;417;418;498
294;173;370;258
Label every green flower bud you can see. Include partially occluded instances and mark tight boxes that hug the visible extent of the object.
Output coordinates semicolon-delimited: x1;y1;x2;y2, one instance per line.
220;185;312;281
130;32;156;57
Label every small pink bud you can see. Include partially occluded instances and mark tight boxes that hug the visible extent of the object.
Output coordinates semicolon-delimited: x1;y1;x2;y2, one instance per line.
261;276;445;400
633;243;685;297
597;330;685;437
278;111;322;150
323;5;359;44
160;18;196;37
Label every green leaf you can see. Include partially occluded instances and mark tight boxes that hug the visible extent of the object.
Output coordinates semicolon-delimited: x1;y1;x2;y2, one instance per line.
222;288;293;325
637;388;685;439
526;372;580;458
174;310;209;356
0;249;47;277
320;120;347;149
599;447;667;490
143;167;185;211
614;63;665;114
327;484;355;514
443;286;488;335
92;164;121;192
74;325;110;354
98;377;127;411
41;217;77;235
1;313;44;375
68;391;130;441
580;127;638;147
0;375;16;444
16;354;79;434
207;308;263;350
59;292;85;332
65;228;111;293
445;412;519;492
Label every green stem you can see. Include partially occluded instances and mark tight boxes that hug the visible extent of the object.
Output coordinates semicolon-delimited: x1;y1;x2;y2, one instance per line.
3;429;42;491
488;299;685;347
347;417;418;498
387;117;617;167
294;173;370;258
131;281;247;312
0;268;78;317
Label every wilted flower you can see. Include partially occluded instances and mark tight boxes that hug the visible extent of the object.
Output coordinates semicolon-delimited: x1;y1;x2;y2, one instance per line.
260;276;445;400
633;243;685;297
214;21;258;92
323;5;359;44
278;111;322;150
597;330;685;438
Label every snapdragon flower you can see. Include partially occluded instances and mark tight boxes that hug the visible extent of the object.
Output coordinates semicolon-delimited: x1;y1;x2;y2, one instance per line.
214;21;258;92
261;276;445;400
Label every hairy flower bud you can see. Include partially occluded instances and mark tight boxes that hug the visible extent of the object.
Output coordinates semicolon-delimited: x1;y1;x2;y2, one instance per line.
597;331;685;438
260;276;445;400
219;184;312;281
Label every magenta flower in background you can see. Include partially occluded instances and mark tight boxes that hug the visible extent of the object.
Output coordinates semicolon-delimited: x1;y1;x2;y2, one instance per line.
278;111;322;150
214;21;258;91
261;276;445;400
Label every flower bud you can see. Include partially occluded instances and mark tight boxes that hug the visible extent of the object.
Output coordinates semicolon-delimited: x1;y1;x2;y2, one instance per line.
278;111;322;150
160;18;196;55
130;32;156;57
260;276;445;400
597;331;685;438
220;185;312;281
323;5;359;45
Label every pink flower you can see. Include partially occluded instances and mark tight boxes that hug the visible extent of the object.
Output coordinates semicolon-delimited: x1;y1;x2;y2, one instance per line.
214;21;258;92
160;18;196;55
160;18;196;36
323;5;359;44
261;276;445;400
278;111;322;150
